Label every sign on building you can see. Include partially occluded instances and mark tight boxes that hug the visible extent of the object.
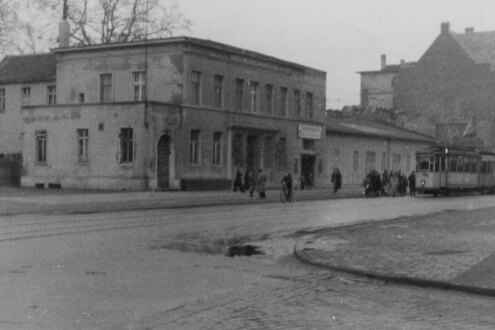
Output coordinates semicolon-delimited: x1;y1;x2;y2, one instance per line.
298;124;322;139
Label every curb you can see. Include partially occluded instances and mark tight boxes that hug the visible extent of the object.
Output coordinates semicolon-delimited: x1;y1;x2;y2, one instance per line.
293;241;495;298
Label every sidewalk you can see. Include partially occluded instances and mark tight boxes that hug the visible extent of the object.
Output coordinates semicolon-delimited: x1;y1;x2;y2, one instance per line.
0;184;364;215
294;207;495;296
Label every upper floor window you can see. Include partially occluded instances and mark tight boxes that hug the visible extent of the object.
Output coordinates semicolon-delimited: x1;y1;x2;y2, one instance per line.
21;87;31;106
35;130;47;163
47;86;56;105
213;131;222;165
119;127;133;163
190;130;201;165
214;75;223;108
265;84;273;115
77;128;89;163
132;71;146;101
0;88;5;111
293;89;301;119
306;92;313;120
99;74;113;103
280;87;288;117
250;81;259;112
191;70;201;105
235;78;244;111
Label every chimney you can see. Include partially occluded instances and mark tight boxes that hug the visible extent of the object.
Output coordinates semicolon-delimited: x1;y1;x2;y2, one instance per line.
381;54;386;70
465;27;474;34
441;22;450;34
400;59;405;65
58;0;70;48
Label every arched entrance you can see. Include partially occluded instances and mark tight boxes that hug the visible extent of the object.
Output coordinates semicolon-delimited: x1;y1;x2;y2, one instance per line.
157;134;171;189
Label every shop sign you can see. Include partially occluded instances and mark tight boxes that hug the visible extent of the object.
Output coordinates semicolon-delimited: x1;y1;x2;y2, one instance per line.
298;124;322;139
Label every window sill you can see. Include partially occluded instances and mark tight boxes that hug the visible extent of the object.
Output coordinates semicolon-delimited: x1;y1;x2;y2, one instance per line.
35;162;47;166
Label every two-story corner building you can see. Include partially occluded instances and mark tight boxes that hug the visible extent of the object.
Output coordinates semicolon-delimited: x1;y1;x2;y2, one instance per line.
0;53;56;159
358;55;414;111
395;22;495;150
19;36;327;190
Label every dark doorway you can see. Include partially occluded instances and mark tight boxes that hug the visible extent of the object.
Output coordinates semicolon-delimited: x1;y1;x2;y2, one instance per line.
246;135;260;172
301;154;316;189
157;134;171;189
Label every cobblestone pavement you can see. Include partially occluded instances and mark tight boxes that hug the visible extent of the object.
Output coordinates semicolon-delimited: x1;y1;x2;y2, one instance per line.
295;206;495;294
125;258;495;330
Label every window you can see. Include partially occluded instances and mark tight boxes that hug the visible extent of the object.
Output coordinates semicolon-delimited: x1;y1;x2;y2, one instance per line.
214;75;223;108
277;137;287;169
280;87;288;117
213;132;222;165
365;151;376;173
302;139;315;150
235;78;244;111
406;154;411;172
293;90;301;119
264;136;273;169
190;130;201;164
392;153;401;171
0;88;5;111
35;130;47;163
191;70;201;105
306;92;313;120
232;133;243;166
353;151;359;170
21;87;31;106
132;71;146;101
382;152;387;170
119;127;133;163
77;129;89;163
265;84;273;115
250;81;259;112
99;74;113;102
47;85;56;105
79;93;85;104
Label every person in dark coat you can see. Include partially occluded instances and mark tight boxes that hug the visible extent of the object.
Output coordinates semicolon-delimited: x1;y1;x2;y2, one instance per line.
248;170;256;197
243;169;251;193
257;168;267;199
281;171;293;201
233;167;244;192
331;168;342;193
408;171;416;196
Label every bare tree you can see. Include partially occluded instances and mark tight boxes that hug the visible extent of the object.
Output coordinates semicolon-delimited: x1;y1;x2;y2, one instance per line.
68;0;191;46
0;0;191;55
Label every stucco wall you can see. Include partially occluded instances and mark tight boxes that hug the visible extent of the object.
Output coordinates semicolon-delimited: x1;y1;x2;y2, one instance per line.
360;72;396;109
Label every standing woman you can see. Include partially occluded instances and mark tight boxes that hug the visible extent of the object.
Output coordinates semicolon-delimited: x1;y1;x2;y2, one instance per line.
257;168;267;199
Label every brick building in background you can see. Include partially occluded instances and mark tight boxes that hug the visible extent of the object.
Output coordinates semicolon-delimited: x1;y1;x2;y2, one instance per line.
395;22;495;150
16;33;326;190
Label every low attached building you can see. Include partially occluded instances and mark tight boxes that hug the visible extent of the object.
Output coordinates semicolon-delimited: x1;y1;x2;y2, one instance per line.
325;112;434;187
18;37;326;190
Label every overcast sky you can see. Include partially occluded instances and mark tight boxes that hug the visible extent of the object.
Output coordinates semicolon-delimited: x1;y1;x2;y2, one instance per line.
179;0;495;109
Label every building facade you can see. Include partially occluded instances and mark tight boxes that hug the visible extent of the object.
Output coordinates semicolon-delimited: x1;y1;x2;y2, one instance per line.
395;22;495;150
18;37;326;190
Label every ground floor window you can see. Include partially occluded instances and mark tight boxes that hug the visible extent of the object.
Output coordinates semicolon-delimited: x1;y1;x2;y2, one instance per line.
35;130;47;163
365;151;376;173
77;129;89;163
190;130;201;165
353;151;359;170
382;152;387;171
120;127;134;163
392;153;401;172
213;132;222;165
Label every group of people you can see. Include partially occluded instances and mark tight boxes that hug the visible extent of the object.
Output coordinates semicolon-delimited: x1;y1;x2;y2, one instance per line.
364;169;416;197
233;167;268;199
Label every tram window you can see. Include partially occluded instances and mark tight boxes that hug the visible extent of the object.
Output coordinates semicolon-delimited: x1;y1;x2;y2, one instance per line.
418;159;429;170
457;158;464;172
429;157;434;171
481;161;487;174
464;159;470;173
434;156;440;172
450;158;457;172
491;162;495;174
471;161;478;173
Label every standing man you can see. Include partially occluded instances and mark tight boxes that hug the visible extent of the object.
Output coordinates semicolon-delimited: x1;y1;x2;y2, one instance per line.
408;171;416;196
233;167;244;192
281;171;293;202
331;168;342;193
257;168;267;199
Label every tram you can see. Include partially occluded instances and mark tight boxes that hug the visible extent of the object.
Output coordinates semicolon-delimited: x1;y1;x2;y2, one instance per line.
415;146;495;196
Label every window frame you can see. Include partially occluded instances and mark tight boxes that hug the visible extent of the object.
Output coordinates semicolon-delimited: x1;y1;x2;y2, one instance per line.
293;89;301;119
234;78;244;111
191;70;202;105
47;85;56;105
132;71;146;102
353;151;359;171
119;127;134;164
21;86;31;106
212;131;223;165
280;87;288;117
265;84;273;115
77;128;89;163
306;92;313;120
213;75;223;109
190;130;201;165
250;81;259;113
35;130;47;164
99;73;113;103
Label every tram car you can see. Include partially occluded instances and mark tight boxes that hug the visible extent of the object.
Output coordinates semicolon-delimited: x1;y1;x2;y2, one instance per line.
416;146;495;196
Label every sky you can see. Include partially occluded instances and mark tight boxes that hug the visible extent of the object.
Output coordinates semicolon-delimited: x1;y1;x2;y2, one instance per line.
178;0;495;109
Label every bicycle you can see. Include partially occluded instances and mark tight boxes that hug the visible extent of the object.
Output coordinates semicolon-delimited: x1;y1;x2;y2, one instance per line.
279;182;293;202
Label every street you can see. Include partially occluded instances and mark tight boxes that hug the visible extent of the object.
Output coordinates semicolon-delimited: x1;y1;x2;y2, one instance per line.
2;194;495;329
